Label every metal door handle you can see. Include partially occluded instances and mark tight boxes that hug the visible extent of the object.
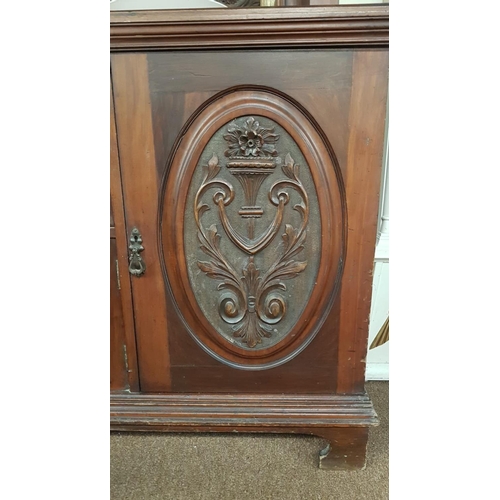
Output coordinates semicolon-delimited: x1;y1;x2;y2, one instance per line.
128;227;146;277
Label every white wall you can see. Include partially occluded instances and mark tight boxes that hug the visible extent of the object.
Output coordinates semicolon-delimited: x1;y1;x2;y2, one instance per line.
339;0;388;4
366;99;389;380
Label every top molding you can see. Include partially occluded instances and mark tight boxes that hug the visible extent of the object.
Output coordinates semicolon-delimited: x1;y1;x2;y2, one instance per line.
110;5;389;51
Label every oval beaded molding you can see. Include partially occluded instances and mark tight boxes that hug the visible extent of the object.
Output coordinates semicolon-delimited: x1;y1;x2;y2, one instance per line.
160;87;345;370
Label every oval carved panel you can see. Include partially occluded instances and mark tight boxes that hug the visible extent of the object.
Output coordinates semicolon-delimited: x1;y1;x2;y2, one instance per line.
160;88;345;369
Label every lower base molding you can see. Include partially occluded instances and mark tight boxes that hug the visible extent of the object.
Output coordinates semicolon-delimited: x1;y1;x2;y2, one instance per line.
111;392;378;470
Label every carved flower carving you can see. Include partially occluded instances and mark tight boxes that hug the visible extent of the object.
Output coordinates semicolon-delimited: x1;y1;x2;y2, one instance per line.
224;117;280;157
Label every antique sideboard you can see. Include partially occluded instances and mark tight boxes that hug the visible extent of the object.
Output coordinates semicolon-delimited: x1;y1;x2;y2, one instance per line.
110;5;389;470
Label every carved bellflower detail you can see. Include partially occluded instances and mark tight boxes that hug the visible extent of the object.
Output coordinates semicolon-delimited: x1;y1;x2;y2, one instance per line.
224;117;280;157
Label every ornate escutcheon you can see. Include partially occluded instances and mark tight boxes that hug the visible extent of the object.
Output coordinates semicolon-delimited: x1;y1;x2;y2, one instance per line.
128;227;146;277
160;88;345;369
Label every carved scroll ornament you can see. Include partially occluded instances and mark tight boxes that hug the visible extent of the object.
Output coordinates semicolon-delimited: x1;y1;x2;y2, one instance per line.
194;117;309;348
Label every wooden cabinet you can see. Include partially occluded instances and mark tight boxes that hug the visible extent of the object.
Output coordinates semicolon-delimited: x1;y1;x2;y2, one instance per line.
110;5;389;470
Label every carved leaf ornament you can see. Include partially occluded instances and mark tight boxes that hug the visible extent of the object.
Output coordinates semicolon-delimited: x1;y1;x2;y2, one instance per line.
195;124;309;348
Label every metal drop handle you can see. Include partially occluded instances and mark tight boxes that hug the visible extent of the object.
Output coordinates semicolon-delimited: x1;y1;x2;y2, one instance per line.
128;227;146;277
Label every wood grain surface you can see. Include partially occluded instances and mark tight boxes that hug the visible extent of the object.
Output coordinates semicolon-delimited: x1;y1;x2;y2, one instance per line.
110;83;139;392
110;5;388;469
111;54;171;392
110;5;389;51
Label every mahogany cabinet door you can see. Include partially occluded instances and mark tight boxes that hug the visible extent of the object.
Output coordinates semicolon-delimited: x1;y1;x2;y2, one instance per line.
110;237;128;390
110;84;140;393
111;49;388;394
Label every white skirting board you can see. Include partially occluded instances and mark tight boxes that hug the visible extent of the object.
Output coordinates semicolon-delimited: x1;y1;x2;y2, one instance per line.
365;260;389;381
366;363;389;381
